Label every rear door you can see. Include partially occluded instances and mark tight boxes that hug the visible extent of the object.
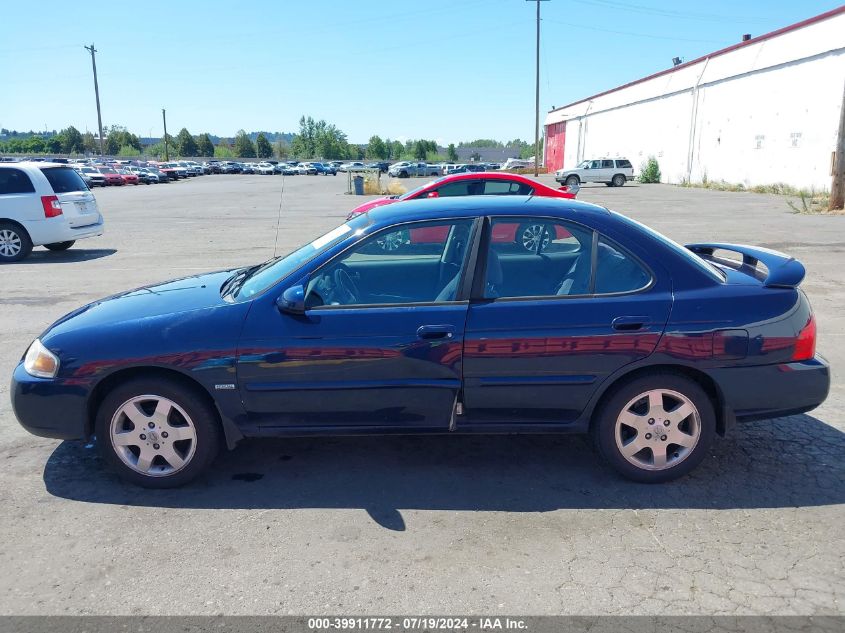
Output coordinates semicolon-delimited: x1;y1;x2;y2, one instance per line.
599;159;616;182
461;216;672;425
39;167;99;227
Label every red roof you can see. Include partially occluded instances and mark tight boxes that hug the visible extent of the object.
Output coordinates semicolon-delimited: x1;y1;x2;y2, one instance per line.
549;5;845;114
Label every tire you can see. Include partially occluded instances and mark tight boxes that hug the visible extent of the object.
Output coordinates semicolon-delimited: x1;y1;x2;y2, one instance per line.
0;222;33;262
565;175;580;187
612;174;626;187
44;241;75;251
591;373;715;483
95;377;223;488
400;171;409;178
517;222;551;252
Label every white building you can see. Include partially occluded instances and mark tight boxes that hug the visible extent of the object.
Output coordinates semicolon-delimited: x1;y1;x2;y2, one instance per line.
543;6;845;190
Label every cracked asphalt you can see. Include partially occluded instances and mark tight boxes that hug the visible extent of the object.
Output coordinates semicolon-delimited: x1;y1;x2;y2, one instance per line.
0;174;842;615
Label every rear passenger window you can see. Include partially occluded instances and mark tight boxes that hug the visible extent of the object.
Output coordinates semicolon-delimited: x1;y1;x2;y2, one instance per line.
0;169;35;195
483;180;533;196
601;160;615;168
40;167;88;193
594;237;651;294
485;217;593;298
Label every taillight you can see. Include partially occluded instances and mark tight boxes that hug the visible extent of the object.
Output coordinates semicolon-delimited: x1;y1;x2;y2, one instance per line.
792;314;816;361
41;195;63;218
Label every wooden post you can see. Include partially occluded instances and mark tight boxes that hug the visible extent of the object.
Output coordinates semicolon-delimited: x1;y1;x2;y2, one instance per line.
831;79;845;211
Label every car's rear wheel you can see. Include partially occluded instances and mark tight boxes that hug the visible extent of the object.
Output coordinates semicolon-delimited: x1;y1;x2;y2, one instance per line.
0;222;33;262
612;174;626;187
96;377;222;488
592;373;715;483
565;175;580;187
45;241;75;251
518;223;551;252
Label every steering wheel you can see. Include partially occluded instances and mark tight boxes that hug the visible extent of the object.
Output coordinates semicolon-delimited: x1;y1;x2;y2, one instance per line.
332;265;361;304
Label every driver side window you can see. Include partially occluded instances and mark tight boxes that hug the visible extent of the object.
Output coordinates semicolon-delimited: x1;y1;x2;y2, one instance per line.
306;220;475;308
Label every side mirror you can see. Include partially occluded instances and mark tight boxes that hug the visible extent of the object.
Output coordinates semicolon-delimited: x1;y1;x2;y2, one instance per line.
276;284;305;314
426;191;439;198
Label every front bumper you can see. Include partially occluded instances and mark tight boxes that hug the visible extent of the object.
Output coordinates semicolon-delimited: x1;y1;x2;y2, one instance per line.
709;356;831;422
11;363;90;440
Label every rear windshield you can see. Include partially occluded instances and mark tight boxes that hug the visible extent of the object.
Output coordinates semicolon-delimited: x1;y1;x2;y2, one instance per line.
40;167;89;193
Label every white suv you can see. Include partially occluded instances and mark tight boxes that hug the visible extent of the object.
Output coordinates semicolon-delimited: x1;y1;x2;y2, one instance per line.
555;158;634;187
0;162;105;262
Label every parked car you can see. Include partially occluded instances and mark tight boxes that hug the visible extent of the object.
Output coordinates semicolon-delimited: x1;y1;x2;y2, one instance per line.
255;162;277;175
500;158;534;171
338;162;365;172
204;161;221;174
158;163;189;179
347;172;578;251
240;163;256;175
0;162;104;262
74;166;107;187
97;167;125;186
388;162;440;178
366;161;390;173
117;170;140;186
556;158;634;187
450;163;486;174
124;167;157;184
10;196;828;487
293;163;317;175
309;162;337;176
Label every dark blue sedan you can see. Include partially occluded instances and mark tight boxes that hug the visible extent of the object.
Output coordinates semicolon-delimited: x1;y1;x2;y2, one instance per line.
11;197;830;487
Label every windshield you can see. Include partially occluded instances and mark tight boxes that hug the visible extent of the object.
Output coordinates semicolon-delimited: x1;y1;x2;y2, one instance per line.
399;177;444;200
577;160;590;168
234;215;371;299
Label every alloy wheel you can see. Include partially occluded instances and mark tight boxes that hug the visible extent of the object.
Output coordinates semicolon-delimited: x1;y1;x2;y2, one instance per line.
614;388;701;471
109;395;197;477
0;229;22;257
521;224;551;252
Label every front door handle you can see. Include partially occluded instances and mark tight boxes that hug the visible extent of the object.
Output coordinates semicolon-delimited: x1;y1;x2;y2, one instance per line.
612;316;649;331
417;324;456;340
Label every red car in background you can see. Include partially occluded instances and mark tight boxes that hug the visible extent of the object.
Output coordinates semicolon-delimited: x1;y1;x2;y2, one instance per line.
117;169;139;185
347;172;579;252
97;167;125;186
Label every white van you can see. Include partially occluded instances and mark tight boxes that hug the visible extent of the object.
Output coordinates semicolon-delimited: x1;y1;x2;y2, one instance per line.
0;162;105;262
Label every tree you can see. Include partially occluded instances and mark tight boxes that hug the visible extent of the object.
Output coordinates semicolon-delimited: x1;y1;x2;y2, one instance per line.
196;133;214;157
82;132;96;154
58;126;84;154
256;133;273;158
103;125;141;156
45;136;63;153
366;135;387;160
447;143;458;162
274;139;289;159
390;140;404;160
175;128;197;157
214;145;235;158
233;130;256;158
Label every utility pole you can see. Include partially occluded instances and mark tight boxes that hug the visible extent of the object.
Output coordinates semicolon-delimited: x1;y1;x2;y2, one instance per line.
831;79;845;211
84;44;105;156
162;109;169;161
527;0;549;177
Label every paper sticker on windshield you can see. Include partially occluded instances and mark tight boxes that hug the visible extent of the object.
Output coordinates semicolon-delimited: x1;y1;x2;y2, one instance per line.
310;224;351;249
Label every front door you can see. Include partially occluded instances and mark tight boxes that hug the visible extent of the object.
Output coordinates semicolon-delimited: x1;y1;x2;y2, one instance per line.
237;218;478;429
461;216;672;425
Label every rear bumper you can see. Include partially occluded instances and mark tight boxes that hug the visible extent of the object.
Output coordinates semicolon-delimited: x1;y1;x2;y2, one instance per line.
11;363;90;440
709;356;830;422
25;217;104;247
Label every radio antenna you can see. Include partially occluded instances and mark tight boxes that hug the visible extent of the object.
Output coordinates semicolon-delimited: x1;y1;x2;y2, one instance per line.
272;174;286;258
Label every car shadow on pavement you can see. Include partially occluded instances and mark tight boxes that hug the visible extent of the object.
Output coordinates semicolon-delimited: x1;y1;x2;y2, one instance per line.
43;413;845;530
16;248;117;264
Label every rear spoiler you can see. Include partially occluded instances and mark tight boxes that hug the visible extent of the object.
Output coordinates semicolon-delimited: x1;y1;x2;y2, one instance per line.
686;243;805;288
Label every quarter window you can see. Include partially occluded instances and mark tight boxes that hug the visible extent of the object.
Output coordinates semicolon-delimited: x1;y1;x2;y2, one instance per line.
483;180;533;195
616;159;633;168
594;237;651;294
435;181;482;197
0;169;35;195
306;220;475;307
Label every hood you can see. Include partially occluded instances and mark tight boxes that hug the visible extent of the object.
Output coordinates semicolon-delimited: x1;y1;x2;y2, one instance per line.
347;197;399;217
43;269;237;340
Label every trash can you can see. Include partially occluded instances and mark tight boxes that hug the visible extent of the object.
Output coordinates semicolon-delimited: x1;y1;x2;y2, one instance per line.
353;175;364;195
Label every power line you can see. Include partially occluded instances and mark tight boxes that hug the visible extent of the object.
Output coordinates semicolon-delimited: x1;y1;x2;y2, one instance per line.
544;17;727;43
571;0;777;23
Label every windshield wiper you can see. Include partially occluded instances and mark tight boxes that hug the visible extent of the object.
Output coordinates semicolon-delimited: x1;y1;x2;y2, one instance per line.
220;264;262;298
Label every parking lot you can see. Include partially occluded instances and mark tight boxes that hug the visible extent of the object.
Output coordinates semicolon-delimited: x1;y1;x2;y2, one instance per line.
0;174;843;615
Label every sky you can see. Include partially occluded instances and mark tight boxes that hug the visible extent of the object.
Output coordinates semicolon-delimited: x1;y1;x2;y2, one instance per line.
2;0;842;144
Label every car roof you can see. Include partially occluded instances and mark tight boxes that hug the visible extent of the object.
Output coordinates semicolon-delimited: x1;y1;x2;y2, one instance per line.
365;195;609;226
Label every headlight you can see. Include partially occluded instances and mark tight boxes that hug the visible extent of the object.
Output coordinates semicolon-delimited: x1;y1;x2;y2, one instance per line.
24;339;60;379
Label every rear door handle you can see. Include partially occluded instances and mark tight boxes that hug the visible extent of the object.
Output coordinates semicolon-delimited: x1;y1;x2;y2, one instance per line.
417;324;456;340
612;316;649;331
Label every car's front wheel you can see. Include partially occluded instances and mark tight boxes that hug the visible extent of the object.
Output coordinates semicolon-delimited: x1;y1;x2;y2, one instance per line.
0;222;33;262
96;377;222;488
45;241;75;251
565;175;580;187
592;373;715;483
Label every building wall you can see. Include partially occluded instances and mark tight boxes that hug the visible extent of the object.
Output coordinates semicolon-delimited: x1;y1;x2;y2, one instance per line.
544;9;845;189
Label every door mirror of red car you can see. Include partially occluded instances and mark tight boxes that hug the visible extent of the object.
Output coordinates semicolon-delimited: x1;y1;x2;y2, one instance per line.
426;191;439;198
277;285;305;315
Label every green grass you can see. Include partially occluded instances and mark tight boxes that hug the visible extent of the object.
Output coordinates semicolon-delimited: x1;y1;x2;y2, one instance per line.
677;179;836;214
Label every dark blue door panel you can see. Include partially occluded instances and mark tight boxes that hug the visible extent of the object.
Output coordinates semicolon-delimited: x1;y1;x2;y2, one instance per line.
462;291;672;423
237;303;468;428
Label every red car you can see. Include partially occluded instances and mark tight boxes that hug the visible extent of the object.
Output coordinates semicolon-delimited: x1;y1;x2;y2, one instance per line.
117;169;140;185
97;167;125;186
347;172;578;251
